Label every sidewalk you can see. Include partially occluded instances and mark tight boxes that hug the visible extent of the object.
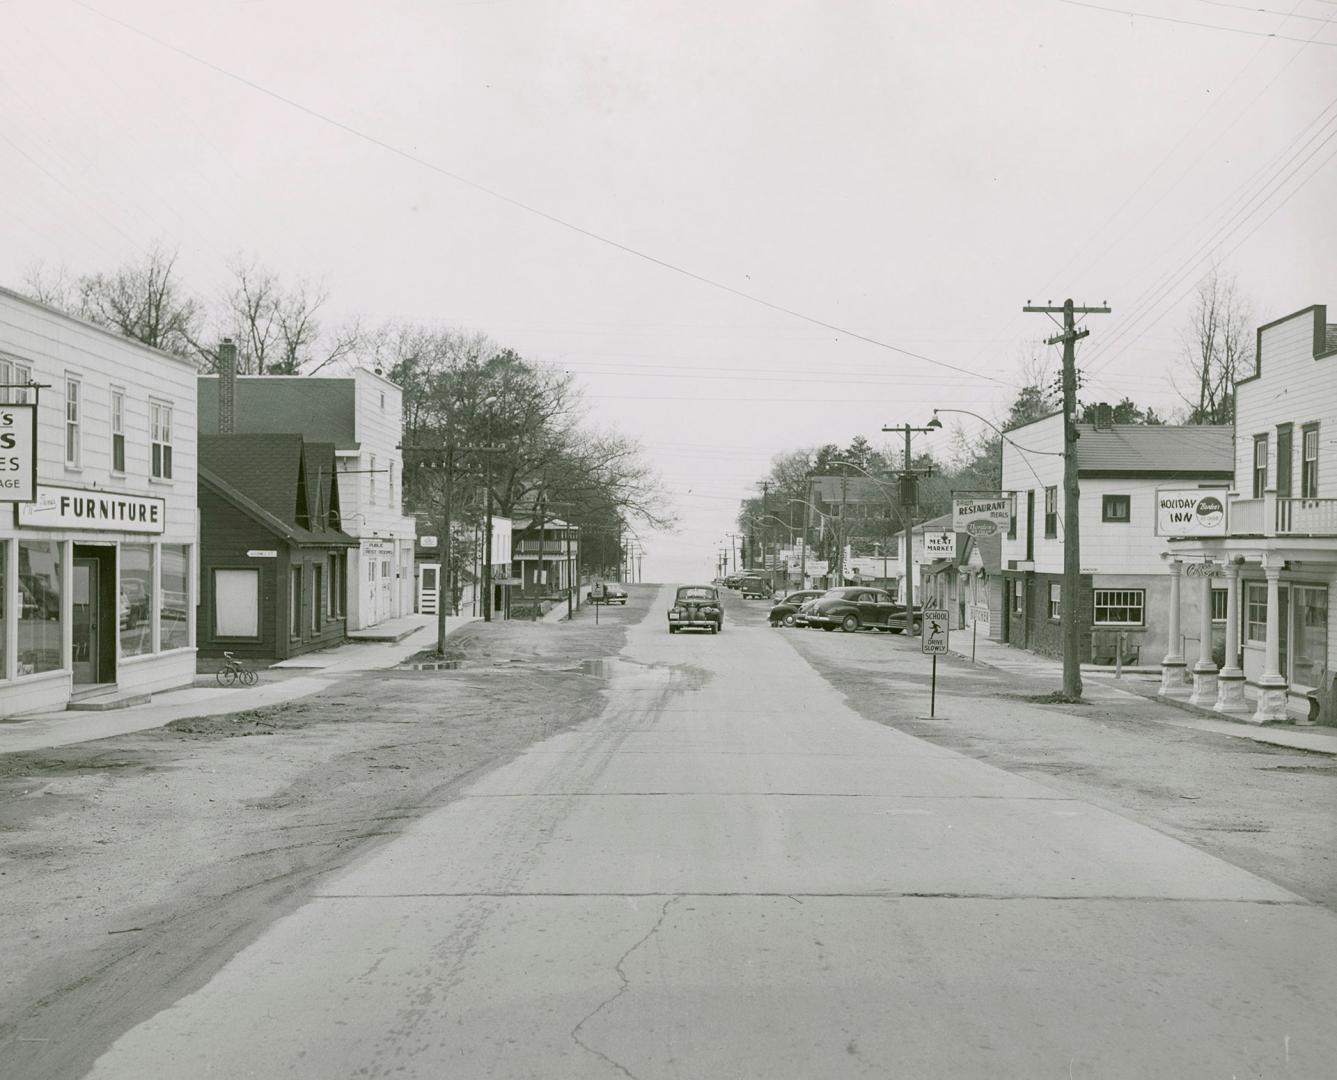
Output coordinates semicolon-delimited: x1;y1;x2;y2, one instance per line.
0;613;477;755
947;629;1337;756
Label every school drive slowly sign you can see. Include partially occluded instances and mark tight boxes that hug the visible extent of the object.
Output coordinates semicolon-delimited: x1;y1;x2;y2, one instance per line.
1155;488;1228;537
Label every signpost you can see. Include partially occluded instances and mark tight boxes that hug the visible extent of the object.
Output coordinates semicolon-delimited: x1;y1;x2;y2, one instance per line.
965;602;990;663
921;607;949;717
590;581;606;625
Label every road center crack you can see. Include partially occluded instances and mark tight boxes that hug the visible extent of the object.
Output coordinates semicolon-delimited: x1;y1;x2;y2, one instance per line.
570;895;681;1079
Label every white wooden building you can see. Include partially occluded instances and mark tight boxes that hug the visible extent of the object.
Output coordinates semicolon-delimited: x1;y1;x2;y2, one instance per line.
1167;303;1337;721
0;287;198;716
1000;411;1232;666
199;368;417;630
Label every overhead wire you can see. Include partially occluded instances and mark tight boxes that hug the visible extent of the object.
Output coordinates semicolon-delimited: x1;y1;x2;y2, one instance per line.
67;0;1017;389
1056;0;1337;46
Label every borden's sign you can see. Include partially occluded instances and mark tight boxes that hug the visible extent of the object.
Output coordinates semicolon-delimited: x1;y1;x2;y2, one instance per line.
952;495;1011;537
1155;489;1228;537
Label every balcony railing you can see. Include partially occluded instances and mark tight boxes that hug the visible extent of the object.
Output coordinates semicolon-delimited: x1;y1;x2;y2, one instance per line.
515;540;577;554
1277;497;1337;535
1225;494;1337;537
1229;497;1265;534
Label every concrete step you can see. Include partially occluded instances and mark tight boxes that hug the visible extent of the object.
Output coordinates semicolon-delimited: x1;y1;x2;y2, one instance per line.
67;691;153;712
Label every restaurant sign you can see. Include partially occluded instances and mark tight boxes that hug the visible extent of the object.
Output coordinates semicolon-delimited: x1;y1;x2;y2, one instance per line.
1155;488;1228;537
952;495;1012;536
17;485;165;533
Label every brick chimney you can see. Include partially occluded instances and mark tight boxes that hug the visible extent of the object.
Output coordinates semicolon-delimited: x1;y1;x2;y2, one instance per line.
218;338;237;434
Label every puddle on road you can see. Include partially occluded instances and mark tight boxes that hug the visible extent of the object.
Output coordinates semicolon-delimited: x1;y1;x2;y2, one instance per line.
575;657;709;694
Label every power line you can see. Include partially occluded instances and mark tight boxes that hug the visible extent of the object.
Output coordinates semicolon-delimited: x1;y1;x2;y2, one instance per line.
1057;0;1337;45
1188;0;1337;22
69;0;1016;388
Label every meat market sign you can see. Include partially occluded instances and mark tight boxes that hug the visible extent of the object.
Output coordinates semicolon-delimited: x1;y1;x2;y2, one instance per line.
17;485;165;533
952;495;1011;536
1155;488;1227;537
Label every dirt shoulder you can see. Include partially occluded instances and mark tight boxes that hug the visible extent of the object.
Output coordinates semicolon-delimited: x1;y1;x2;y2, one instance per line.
768;615;1337;913
0;594;644;1080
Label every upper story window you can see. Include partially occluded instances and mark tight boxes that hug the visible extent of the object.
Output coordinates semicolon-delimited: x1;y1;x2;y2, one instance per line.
1252;434;1268;498
0;358;32;404
1302;424;1319;498
65;375;81;467
111;388;126;473
1043;486;1057;538
150;400;173;480
1102;494;1130;522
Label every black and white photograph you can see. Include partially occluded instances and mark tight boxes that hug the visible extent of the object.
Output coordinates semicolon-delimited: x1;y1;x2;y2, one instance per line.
1;1;1335;1076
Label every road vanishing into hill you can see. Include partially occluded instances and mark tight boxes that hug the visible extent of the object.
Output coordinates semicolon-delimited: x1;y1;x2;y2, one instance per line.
75;585;1337;1079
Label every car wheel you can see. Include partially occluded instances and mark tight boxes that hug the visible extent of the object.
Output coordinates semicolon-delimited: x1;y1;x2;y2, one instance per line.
821;625;836;632
710;623;718;634
782;613;796;627
668;626;677;634
841;614;860;633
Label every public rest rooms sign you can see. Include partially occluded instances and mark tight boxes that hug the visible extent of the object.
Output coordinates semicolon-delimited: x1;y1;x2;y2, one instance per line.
17;485;166;534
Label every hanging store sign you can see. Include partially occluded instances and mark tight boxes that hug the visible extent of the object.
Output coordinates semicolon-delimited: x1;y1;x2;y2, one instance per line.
1155;489;1228;537
952;495;1011;536
0;405;37;503
924;532;956;557
17;485;165;533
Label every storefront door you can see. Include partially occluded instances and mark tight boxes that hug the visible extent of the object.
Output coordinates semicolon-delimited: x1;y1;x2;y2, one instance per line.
72;558;99;684
71;548;115;685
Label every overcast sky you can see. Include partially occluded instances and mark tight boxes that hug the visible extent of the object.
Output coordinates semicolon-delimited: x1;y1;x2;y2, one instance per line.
2;0;1334;582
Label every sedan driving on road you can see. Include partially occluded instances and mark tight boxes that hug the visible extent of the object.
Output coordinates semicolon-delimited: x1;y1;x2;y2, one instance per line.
667;585;724;634
804;587;921;633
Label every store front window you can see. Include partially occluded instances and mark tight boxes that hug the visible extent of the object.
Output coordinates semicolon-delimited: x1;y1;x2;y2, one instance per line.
160;545;190;650
19;541;63;676
120;542;154;658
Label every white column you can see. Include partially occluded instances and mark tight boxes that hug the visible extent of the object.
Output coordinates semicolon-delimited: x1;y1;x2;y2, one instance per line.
1189;565;1219;705
1215;559;1248;713
1160;559;1188;695
1252;561;1289;723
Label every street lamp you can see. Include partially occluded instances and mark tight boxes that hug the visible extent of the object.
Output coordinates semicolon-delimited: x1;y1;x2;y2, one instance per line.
787;497;832;587
480;395;499;622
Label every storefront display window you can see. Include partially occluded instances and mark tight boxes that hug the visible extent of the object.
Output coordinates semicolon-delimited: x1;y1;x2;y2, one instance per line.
120;543;154;658
19;541;63;675
160;545;190;650
1291;585;1329;690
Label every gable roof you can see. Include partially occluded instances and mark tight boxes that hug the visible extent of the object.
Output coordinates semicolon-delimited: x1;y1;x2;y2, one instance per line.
198;376;358;450
199;433;356;547
1074;424;1233;476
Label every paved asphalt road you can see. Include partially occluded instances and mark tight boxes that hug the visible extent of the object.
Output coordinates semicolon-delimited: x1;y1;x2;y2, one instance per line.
83;586;1337;1079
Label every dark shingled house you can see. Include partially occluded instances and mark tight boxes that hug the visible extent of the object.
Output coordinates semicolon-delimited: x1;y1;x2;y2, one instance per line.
197;433;357;662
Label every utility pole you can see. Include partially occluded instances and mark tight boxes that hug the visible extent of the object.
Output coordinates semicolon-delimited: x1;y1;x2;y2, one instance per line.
881;423;938;634
1023;297;1111;699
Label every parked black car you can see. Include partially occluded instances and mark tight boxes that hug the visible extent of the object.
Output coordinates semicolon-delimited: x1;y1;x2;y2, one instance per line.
667;585;724;634
804;587;922;634
768;590;826;627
